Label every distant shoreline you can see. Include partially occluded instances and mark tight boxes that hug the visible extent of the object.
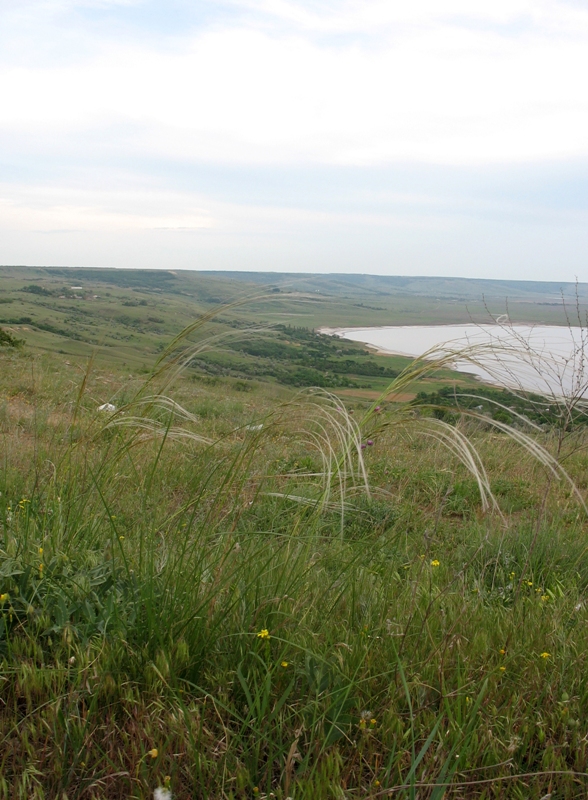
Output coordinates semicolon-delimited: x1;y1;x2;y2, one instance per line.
317;322;511;360
318;325;420;358
319;323;587;396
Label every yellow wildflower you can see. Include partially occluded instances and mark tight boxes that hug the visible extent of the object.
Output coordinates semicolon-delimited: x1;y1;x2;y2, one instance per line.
0;593;9;603
257;629;270;640
431;559;440;567
499;648;506;655
370;718;377;726
38;547;43;555
540;652;550;659
148;748;158;759
281;661;288;668
509;572;515;579
541;595;549;602
499;666;506;672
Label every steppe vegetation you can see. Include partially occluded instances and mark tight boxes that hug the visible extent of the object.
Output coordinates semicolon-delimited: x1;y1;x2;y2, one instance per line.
2;269;588;798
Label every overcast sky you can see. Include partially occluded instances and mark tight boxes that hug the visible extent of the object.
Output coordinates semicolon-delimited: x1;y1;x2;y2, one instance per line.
1;0;588;280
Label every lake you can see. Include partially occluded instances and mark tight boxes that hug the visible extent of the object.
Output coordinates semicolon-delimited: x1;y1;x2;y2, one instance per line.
321;324;588;397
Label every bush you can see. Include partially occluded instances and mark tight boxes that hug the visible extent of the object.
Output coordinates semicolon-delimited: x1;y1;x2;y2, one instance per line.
0;327;23;348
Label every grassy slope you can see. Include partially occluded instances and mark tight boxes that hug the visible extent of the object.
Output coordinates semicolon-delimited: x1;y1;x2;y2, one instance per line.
0;266;494;398
2;265;586;397
1;269;588;798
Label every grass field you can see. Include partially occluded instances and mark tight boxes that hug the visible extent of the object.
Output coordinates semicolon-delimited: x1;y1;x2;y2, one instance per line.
2;268;588;798
0;266;498;398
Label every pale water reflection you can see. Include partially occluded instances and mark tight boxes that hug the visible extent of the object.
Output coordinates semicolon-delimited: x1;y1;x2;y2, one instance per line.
322;324;588;398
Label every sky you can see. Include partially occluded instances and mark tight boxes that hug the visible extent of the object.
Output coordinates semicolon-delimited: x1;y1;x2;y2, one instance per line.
1;0;588;280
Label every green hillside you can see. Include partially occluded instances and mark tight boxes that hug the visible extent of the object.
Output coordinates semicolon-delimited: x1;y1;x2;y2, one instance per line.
2;267;588;798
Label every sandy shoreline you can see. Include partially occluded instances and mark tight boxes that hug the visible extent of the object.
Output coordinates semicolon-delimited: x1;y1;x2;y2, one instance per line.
318;322;588;396
317;322;556;360
317;325;426;359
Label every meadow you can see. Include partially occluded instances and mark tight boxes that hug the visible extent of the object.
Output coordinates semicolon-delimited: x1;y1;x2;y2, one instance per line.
2;269;588;798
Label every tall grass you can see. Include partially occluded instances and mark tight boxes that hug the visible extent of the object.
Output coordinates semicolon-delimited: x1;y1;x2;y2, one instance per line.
1;321;588;798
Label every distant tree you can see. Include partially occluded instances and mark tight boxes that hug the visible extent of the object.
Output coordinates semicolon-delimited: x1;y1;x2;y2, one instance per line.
20;284;54;296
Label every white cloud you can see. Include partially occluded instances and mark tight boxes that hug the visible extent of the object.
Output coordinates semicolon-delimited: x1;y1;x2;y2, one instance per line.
0;186;212;232
1;0;588;278
230;0;588;40
1;1;588;166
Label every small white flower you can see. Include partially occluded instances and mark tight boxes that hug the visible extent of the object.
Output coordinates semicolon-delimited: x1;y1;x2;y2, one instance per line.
154;788;171;800
98;403;116;412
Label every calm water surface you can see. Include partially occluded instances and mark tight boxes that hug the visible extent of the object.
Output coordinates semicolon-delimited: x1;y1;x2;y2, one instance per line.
323;324;588;397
